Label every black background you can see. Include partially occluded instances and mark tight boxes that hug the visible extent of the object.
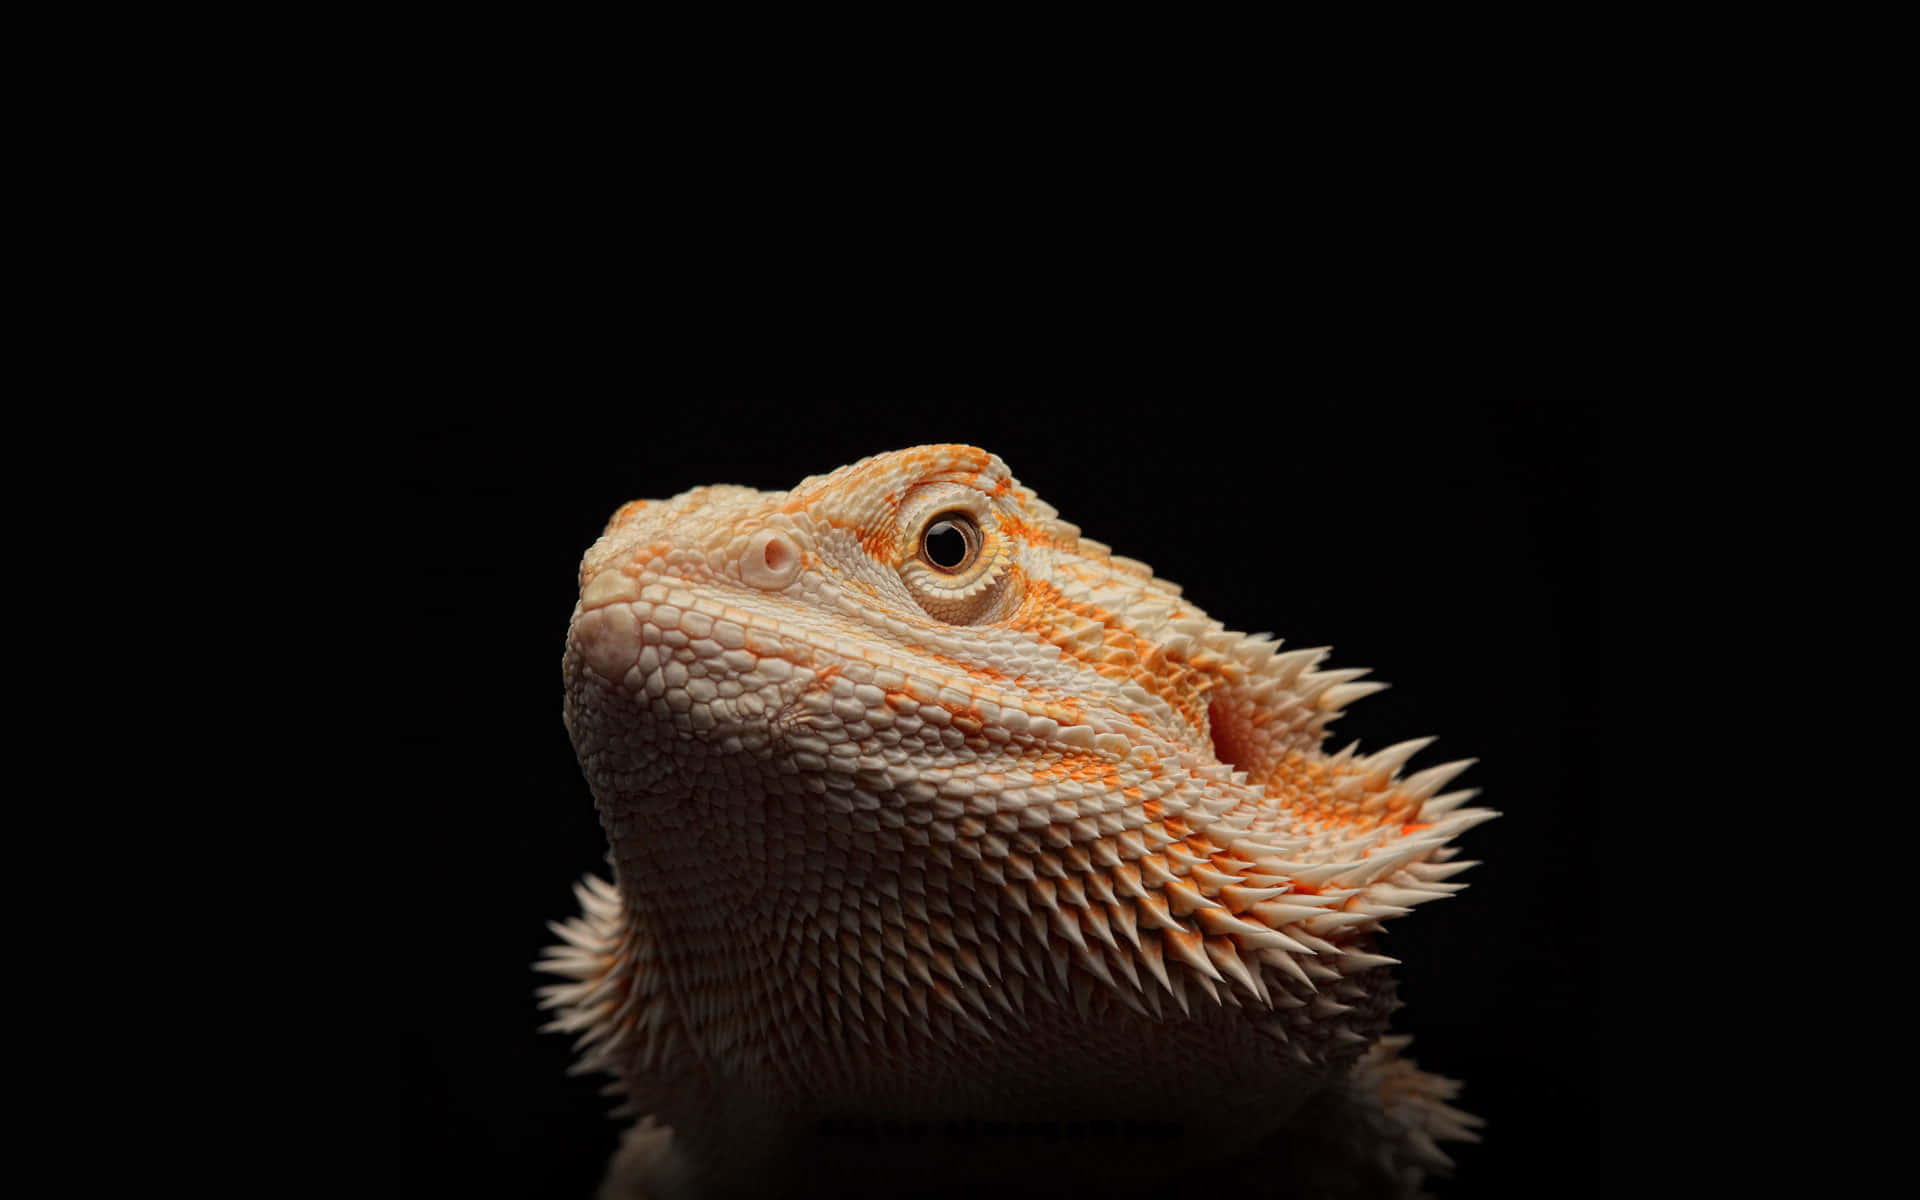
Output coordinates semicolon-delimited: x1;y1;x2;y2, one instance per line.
399;383;1614;1198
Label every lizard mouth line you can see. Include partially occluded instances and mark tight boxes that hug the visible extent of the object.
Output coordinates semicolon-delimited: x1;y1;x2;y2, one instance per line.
588;584;1139;749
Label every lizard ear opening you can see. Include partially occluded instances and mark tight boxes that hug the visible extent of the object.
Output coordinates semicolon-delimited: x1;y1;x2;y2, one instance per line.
1206;693;1262;779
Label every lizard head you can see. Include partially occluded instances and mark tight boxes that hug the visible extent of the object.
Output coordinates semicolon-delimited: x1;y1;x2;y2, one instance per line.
557;444;1492;1105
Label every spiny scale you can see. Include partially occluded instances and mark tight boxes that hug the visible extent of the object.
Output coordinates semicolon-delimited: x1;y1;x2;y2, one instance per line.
540;445;1495;1198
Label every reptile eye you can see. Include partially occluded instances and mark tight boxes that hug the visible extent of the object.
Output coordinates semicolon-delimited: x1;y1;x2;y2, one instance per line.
920;513;981;573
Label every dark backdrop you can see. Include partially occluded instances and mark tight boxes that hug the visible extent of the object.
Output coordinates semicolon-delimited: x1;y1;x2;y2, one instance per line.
398;380;1612;1197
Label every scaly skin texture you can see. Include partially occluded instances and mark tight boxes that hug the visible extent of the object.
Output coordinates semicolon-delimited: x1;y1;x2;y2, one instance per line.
540;446;1492;1199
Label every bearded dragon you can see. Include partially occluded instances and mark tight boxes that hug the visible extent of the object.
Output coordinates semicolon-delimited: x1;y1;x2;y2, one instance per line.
540;445;1492;1199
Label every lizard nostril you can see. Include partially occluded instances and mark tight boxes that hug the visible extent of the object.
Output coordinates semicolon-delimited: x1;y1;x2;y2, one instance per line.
743;529;801;589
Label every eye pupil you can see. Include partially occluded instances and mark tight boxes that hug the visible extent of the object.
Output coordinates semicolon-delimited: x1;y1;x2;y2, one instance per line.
922;516;977;571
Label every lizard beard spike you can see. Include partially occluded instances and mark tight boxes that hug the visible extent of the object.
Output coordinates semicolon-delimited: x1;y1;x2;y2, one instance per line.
541;444;1495;1199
